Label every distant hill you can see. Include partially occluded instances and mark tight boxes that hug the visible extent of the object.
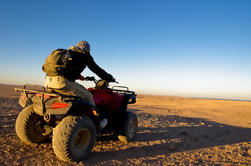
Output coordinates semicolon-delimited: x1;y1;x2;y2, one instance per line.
0;84;23;97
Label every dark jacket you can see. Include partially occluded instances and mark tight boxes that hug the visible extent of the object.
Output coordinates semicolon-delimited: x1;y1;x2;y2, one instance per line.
64;47;113;81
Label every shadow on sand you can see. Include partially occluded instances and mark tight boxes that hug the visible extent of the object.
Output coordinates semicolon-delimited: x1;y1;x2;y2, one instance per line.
88;109;251;164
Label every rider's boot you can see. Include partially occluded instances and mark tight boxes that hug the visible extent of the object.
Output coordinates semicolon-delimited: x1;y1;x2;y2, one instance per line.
99;118;108;129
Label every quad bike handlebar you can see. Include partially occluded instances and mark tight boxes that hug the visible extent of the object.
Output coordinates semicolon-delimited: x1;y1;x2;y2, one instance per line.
85;76;118;83
83;76;109;89
84;76;96;82
83;76;118;85
84;76;136;98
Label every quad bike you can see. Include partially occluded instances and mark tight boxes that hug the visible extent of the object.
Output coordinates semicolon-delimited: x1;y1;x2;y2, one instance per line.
15;77;137;162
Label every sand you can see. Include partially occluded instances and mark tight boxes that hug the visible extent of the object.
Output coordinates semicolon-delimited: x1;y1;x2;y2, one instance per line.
0;84;251;165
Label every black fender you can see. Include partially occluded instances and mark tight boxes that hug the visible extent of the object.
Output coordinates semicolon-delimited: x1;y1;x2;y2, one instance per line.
67;99;94;116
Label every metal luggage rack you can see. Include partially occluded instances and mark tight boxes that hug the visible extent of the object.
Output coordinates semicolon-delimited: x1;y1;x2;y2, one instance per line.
111;86;136;95
15;84;59;97
15;84;78;99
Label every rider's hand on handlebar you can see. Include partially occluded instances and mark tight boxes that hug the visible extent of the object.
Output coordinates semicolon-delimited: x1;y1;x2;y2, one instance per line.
110;77;119;84
79;75;95;81
111;77;116;82
85;76;95;81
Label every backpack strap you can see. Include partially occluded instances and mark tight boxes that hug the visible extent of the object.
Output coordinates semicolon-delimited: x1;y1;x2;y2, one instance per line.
66;50;72;60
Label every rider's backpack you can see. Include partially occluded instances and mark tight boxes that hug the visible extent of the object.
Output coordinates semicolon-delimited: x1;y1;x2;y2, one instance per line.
42;49;73;77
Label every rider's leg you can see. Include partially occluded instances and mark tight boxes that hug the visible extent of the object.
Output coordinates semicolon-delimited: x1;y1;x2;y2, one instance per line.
45;76;95;105
45;76;108;129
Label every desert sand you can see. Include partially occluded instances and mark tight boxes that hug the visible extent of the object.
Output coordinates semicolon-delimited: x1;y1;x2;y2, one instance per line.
0;84;251;165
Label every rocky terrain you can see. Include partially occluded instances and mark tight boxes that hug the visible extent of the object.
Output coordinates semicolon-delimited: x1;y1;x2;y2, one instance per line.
0;84;251;165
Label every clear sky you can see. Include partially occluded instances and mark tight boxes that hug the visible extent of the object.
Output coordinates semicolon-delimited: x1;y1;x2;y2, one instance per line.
0;0;250;100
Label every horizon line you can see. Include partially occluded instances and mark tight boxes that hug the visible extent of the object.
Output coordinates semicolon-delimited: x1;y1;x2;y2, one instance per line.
1;82;250;102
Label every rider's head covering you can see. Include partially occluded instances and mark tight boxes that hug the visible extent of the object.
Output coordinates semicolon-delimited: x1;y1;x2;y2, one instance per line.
76;41;90;53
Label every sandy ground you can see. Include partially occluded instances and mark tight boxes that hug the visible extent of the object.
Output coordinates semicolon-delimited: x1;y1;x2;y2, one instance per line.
0;84;251;165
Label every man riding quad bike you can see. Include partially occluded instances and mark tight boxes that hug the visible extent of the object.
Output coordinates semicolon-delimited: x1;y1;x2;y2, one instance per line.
15;78;137;162
14;41;138;162
42;41;115;128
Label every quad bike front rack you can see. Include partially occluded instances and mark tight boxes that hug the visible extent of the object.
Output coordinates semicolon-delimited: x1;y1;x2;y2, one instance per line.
111;86;136;104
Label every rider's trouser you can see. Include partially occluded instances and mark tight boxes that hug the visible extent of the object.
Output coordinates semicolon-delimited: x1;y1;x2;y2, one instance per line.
44;76;95;106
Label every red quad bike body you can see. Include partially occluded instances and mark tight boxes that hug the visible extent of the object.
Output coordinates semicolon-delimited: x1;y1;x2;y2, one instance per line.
15;79;137;162
90;88;123;111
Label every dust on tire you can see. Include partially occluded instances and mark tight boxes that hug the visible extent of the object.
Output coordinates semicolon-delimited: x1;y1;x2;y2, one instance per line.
52;115;96;162
15;105;49;144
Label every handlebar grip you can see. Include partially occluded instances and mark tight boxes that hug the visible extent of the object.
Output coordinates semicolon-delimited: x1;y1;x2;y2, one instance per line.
85;76;95;81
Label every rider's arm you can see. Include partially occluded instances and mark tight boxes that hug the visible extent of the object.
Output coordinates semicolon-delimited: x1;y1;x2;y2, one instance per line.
86;54;114;82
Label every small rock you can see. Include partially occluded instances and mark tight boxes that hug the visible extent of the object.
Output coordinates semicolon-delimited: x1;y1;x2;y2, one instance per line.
238;153;242;157
117;135;128;144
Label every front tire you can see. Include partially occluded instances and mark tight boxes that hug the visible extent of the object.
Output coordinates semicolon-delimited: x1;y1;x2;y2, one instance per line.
122;111;138;141
52;115;96;162
15;105;48;144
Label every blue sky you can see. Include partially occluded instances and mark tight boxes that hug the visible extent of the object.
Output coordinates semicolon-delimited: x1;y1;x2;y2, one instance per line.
0;0;250;100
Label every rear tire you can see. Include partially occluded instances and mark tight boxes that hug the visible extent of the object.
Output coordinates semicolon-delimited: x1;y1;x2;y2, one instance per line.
121;111;138;141
52;115;96;162
15;105;48;144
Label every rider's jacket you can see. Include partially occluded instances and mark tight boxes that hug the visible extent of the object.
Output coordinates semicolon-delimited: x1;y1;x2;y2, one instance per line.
62;47;113;82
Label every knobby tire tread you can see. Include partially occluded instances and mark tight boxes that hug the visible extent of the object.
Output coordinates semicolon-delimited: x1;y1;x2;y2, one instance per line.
15;105;48;144
52;115;96;162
